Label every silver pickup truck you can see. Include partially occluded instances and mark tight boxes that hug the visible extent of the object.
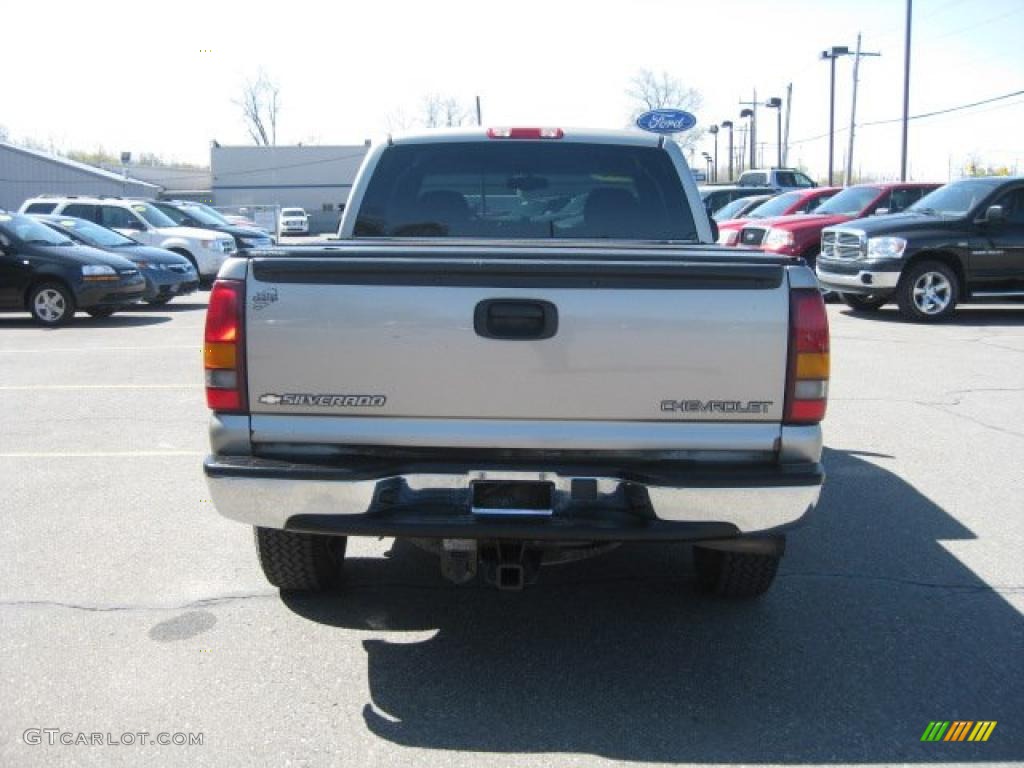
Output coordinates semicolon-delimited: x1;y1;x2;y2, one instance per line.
203;127;829;598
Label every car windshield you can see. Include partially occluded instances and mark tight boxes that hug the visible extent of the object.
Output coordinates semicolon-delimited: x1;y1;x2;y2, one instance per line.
908;180;999;216
49;218;136;248
282;209;305;216
0;214;74;246
815;186;881;216
713;196;758;221
194;204;231;224
178;205;224;226
130;203;177;228
355;142;698;240
747;192;801;219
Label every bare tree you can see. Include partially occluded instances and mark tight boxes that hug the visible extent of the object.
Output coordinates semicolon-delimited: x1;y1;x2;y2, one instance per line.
421;94;469;128
235;71;280;146
626;69;705;151
0;125;8;142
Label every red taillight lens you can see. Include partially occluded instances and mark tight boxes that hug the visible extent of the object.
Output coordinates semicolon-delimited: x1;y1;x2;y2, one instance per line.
487;127;564;139
784;289;829;425
204;279;246;413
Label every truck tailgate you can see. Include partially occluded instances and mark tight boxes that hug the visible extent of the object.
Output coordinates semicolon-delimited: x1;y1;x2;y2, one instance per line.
242;252;791;435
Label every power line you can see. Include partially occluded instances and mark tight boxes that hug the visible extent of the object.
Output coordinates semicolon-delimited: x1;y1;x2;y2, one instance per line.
788;88;1024;146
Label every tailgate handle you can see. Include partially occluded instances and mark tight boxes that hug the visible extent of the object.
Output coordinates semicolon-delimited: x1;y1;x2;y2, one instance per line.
474;299;558;340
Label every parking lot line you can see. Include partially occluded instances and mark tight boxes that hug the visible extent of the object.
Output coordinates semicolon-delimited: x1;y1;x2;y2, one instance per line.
0;450;205;458
0;384;194;391
0;345;200;353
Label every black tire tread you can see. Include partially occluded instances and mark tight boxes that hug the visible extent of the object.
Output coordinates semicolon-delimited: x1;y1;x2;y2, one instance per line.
896;260;959;322
694;546;780;598
253;527;345;592
28;281;75;327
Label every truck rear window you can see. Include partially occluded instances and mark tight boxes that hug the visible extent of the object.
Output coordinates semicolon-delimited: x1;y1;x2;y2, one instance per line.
353;142;697;240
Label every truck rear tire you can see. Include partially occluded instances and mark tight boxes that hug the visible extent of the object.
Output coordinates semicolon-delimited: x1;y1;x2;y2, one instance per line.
693;546;780;598
254;527;346;591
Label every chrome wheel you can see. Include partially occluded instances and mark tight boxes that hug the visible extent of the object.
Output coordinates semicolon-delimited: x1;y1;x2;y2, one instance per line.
912;271;952;315
33;288;68;323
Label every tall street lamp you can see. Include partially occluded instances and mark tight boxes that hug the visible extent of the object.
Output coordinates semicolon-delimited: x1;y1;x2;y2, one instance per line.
821;45;851;185
708;125;719;182
740;109;755;172
766;97;783;168
701;152;713;182
720;121;734;181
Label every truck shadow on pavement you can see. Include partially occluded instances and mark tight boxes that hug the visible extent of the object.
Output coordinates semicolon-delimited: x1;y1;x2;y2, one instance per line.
840;306;1024;326
0;314;170;329
283;448;1023;763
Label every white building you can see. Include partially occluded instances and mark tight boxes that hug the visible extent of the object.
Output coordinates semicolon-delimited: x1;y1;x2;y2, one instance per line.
211;144;370;234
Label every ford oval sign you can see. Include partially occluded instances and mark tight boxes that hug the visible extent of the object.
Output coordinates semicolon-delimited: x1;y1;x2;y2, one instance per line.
635;109;697;134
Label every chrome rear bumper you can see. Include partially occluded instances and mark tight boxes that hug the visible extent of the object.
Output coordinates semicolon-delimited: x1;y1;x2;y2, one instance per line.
204;456;822;540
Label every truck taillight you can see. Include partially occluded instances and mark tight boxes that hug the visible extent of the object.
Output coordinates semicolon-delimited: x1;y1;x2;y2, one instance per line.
204;279;246;412
784;289;829;425
486;127;564;139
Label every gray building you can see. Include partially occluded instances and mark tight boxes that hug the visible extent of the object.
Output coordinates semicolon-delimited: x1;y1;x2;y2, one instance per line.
211;144;369;233
99;163;212;201
0;142;160;212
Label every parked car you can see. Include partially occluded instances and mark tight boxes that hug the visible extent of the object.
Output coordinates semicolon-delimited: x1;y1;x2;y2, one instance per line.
19;196;236;281
150;201;275;252
737;168;817;191
717;187;840;245
817;176;1024;321
733;182;941;268
35;215;198;305
698;185;777;216
204;127;828;599
0;211;145;325
712;194;773;222
279;207;310;235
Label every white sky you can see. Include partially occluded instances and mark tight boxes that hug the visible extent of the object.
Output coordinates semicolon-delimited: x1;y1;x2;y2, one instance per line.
2;0;1022;181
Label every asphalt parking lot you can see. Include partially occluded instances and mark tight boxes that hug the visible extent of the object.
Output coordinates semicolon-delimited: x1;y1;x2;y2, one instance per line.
1;298;1022;767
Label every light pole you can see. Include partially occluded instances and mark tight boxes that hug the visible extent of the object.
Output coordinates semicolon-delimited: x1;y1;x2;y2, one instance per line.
708;125;719;182
720;121;734;181
766;97;783;168
701;152;713;182
740;109;754;173
900;0;912;180
821;45;851;185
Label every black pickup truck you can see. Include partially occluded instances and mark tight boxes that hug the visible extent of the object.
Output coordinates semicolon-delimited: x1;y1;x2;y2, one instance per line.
816;176;1024;321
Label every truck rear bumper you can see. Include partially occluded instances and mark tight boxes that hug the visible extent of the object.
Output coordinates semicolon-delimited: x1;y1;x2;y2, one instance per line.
204;455;823;541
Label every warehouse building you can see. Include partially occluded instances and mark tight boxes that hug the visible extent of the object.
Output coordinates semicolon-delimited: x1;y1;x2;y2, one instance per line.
0;142;160;211
99;163;212;202
211;144;369;234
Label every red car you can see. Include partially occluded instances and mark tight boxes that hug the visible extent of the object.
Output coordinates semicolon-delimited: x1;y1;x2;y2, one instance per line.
732;182;941;267
717;187;841;246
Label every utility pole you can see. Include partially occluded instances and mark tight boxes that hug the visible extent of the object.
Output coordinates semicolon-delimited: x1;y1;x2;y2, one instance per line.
900;0;912;180
475;95;482;127
845;33;881;187
821;45;852;186
782;83;792;166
